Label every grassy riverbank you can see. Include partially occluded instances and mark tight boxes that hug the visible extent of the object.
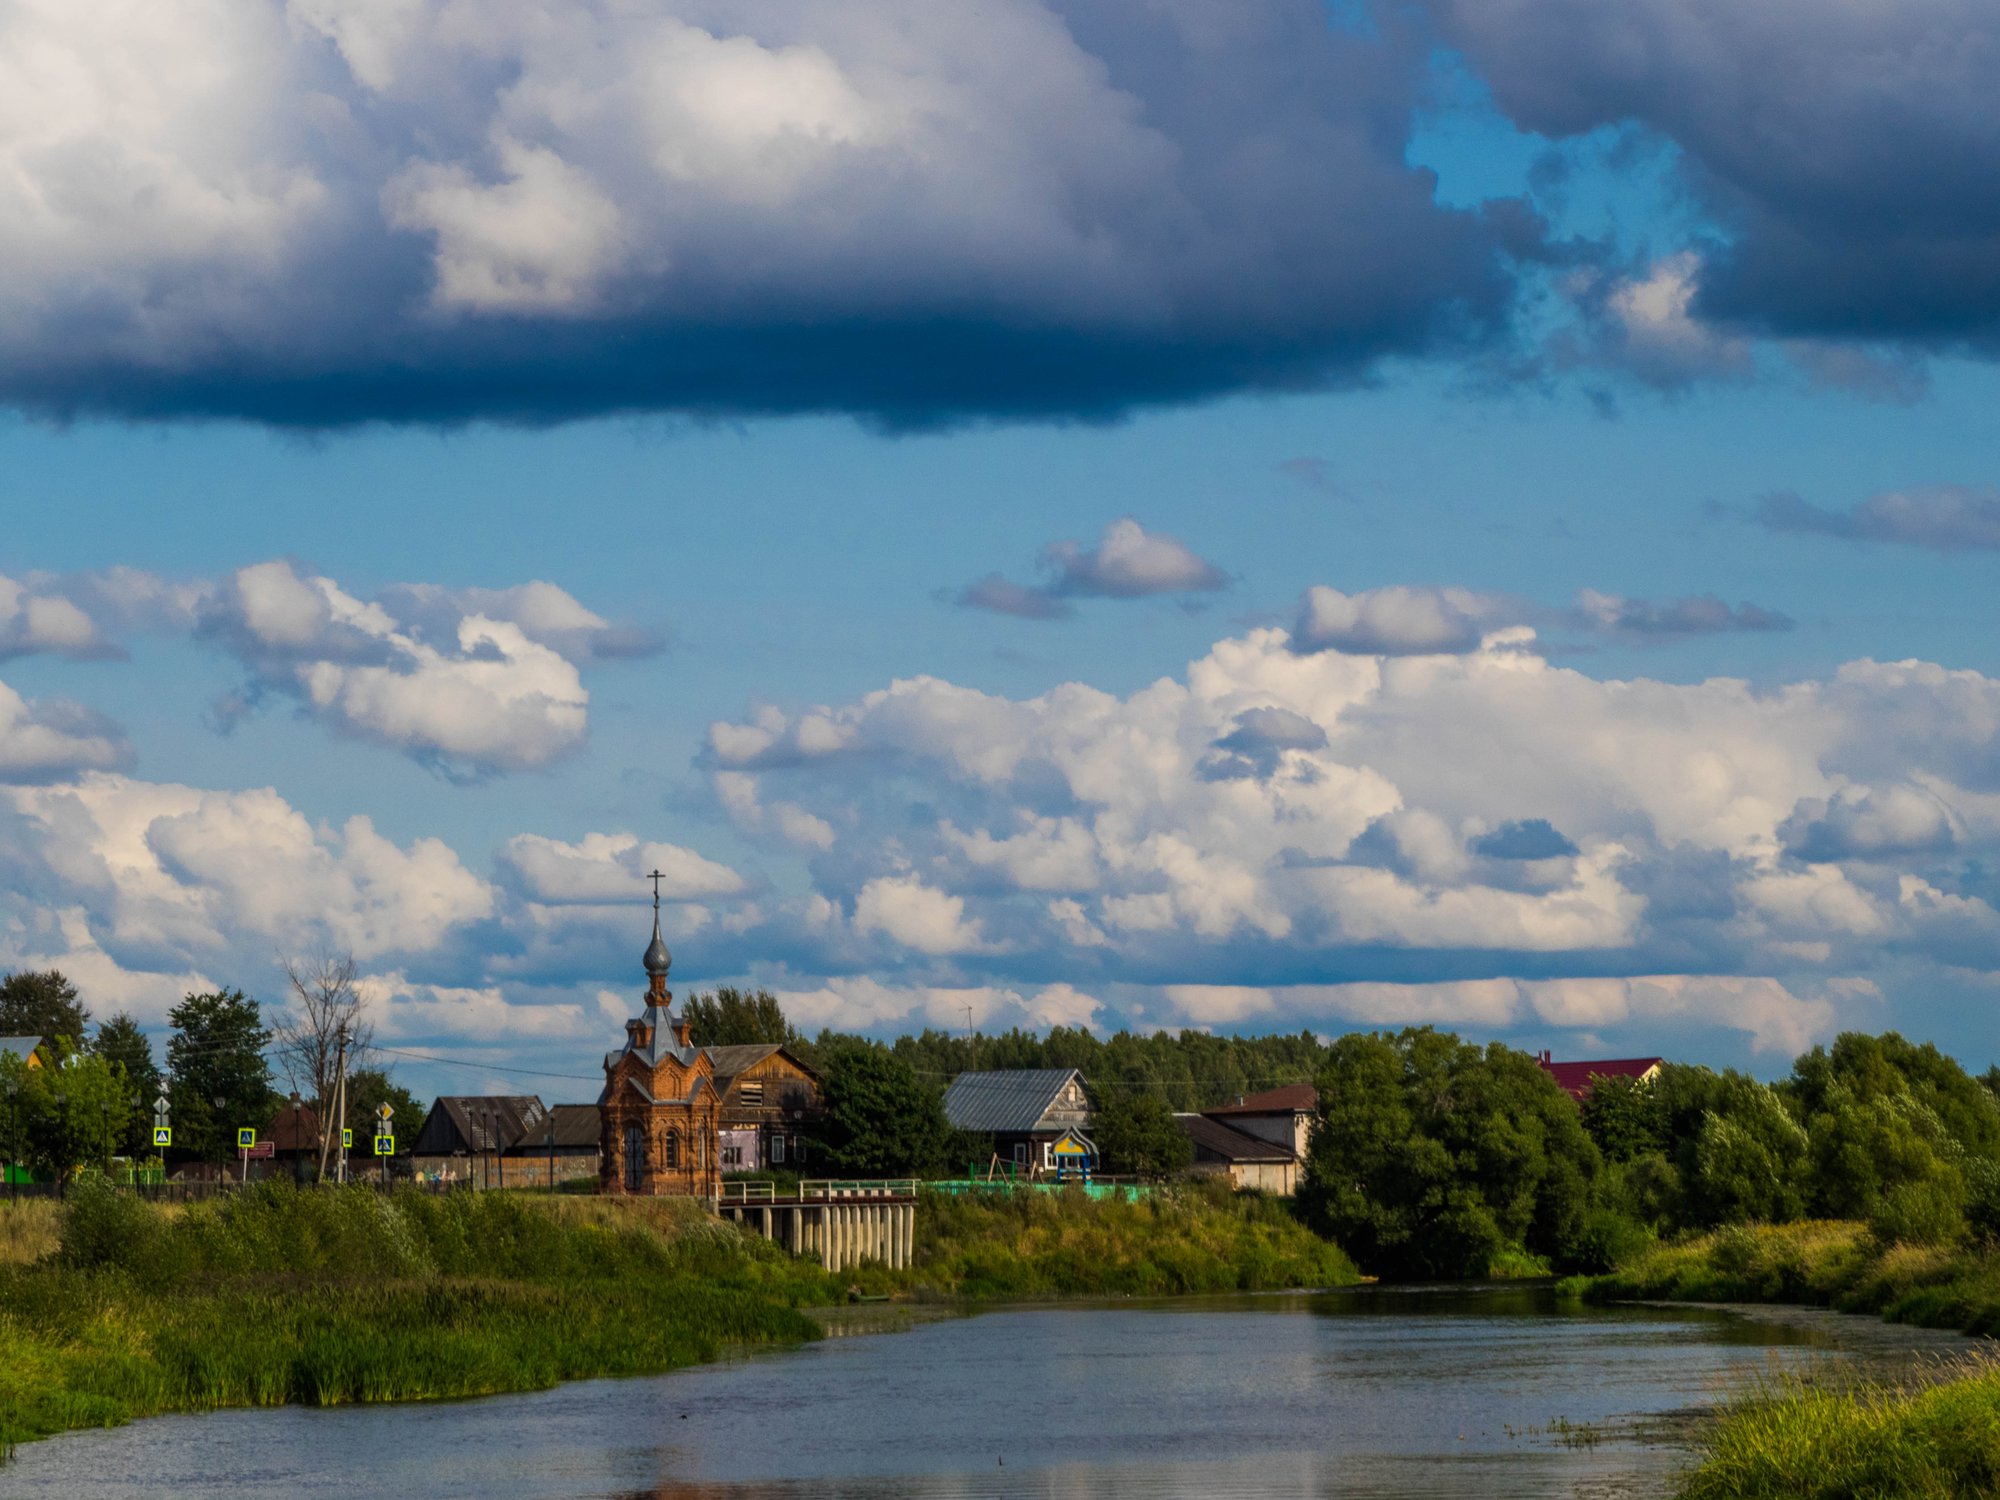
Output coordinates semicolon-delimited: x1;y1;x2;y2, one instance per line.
1586;1219;2000;1335
891;1179;1361;1299
0;1178;1355;1453
0;1183;835;1453
1582;1222;2000;1497
1675;1358;2000;1499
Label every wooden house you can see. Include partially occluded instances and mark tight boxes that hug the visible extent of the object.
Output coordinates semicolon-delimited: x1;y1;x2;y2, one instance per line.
1176;1112;1300;1195
507;1104;604;1186
1204;1083;1317;1159
942;1068;1095;1178
598;911;722;1198
704;1044;822;1172
411;1095;548;1184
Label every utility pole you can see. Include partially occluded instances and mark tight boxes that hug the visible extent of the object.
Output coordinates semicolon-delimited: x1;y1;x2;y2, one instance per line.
333;1023;350;1186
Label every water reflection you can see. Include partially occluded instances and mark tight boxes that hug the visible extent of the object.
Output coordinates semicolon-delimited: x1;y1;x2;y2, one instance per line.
5;1289;1970;1500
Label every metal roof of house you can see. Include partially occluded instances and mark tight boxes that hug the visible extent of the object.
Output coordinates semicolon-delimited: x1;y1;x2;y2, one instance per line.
1537;1056;1663;1101
413;1096;547;1155
0;1036;44;1065
512;1103;600;1152
942;1068;1088;1134
1175;1113;1297;1163
1207;1083;1317;1116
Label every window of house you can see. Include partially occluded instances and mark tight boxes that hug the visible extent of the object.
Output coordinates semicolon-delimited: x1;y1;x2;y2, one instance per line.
721;1145;742;1167
662;1131;680;1169
771;1137;785;1164
1013;1143;1029;1166
741;1082;765;1106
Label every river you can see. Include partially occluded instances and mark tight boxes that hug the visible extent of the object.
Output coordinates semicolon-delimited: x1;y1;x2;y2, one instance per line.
5;1287;1971;1499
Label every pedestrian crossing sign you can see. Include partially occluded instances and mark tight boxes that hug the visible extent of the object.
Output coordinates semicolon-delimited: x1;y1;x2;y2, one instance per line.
373;1134;394;1157
342;1128;353;1149
237;1127;255;1149
153;1127;171;1147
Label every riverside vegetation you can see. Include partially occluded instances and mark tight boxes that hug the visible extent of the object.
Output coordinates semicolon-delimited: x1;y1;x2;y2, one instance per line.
0;1176;1356;1454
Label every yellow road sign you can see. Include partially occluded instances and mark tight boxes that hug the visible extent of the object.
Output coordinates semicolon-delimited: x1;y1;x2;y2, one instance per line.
153;1127;171;1147
342;1128;353;1149
373;1134;394;1157
237;1127;255;1149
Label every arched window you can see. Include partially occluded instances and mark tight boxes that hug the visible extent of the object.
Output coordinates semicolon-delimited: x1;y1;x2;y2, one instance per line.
662;1130;680;1169
622;1123;643;1192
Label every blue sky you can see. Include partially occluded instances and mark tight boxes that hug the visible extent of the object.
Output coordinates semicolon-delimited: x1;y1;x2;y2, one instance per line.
4;1;2000;1100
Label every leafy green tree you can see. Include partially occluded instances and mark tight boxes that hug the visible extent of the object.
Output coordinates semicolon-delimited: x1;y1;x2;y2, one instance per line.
1807;1090;1966;1243
1791;1033;2000;1159
1581;1074;1667;1163
166;989;276;1162
1296;1028;1602;1279
0;970;89;1049
683;987;799;1048
815;1039;951;1176
93;1014;163;1157
1647;1064;1809;1228
3;1050;132;1179
345;1069;426;1151
1089;1087;1194;1177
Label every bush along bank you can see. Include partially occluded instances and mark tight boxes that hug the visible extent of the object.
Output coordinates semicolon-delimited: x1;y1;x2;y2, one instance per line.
0;1180;837;1453
861;1178;1361;1301
1582;1219;2000;1337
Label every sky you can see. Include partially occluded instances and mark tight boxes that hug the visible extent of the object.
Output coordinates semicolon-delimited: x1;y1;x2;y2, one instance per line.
4;0;2000;1100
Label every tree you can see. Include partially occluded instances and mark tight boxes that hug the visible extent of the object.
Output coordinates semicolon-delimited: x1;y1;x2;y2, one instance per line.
93;1014;162;1157
271;951;372;1165
166;989;275;1162
1296;1028;1603;1279
1089;1087;1194;1177
2;1050;132;1180
0;970;89;1049
815;1040;952;1176
345;1068;425;1150
1580;1074;1667;1164
683;987;798;1048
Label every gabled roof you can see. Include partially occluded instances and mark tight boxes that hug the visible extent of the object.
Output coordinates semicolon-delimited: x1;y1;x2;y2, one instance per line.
0;1036;44;1066
264;1101;322;1152
413;1096;547;1155
1537;1056;1664;1101
942;1068;1089;1134
702;1043;819;1089
1207;1083;1317;1117
1176;1113;1296;1163
513;1103;600;1151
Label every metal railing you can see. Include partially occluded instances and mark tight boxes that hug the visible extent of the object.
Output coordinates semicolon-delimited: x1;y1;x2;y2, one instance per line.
801;1178;918;1200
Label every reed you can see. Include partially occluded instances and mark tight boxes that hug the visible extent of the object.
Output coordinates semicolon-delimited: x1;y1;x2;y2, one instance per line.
858;1179;1360;1300
1588;1219;2000;1336
1677;1356;2000;1499
0;1199;60;1267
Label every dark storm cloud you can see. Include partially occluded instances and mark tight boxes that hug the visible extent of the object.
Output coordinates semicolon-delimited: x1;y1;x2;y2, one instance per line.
1421;0;2000;346
0;1;1514;430
1470;819;1578;861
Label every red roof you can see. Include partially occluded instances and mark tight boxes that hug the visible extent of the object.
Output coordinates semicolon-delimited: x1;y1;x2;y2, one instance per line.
1537;1056;1663;1101
1207;1083;1317;1116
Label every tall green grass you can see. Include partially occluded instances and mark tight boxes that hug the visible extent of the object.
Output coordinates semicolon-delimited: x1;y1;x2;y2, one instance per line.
0;1180;836;1453
858;1179;1360;1300
1588;1220;2000;1336
1678;1358;2000;1499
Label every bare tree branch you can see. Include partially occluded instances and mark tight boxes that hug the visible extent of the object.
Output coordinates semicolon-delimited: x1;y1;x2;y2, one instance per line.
272;951;372;1162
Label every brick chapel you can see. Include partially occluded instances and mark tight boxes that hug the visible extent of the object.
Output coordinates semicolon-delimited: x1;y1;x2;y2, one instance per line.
598;899;722;1198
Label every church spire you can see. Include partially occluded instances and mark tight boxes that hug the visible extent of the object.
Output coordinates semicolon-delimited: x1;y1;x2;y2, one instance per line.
642;869;672;997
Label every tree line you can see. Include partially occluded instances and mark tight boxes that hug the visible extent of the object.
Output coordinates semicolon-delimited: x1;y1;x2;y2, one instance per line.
0;966;422;1183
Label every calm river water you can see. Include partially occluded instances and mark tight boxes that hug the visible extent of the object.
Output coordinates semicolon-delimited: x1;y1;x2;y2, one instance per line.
6;1287;1972;1499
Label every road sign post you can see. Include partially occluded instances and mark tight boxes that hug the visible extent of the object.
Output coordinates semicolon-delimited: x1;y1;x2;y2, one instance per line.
238;1127;255;1184
152;1091;171;1151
